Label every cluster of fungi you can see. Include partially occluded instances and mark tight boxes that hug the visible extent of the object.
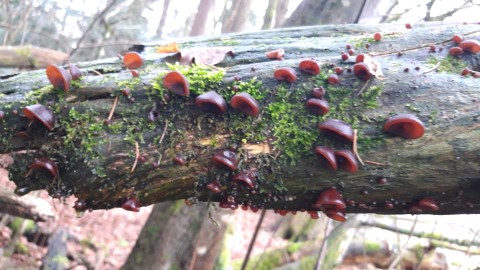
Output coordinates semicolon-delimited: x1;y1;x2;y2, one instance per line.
6;26;479;220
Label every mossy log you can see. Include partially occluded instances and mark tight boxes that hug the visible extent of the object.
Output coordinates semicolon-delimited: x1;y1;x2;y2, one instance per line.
1;23;479;215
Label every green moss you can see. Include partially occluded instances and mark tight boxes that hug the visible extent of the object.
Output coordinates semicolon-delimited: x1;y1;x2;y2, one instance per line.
117;76;141;90
14;242;29;255
427;55;466;74
229;77;265;101
9;217;35;234
364;240;382;253
405;103;421;113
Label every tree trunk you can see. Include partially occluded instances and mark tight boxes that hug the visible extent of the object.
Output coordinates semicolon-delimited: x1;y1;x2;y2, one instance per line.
221;0;253;33
1;23;480;217
155;0;171;37
0;46;69;68
283;0;375;27
261;0;277;30
274;0;289;28
190;0;215;37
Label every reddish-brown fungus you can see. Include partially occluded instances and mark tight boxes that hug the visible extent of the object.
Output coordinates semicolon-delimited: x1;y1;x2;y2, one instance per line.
122;197;141;212
327;74;340;85
383;113;425;139
195;91;227;114
373;32;382;41
459;39;480;53
274;67;297;83
314;146;337;170
355;54;365;63
23;104;56;131
306;98;329;115
449;47;464;56
418;197;439;211
232;171;256;189
325;209;347;222
299;59;320;75
68;63;82;80
311;87;325;98
46;64;71;92
318;119;354;143
26;157;59;178
163;71;190;96
173;156;186;166
219;195;238;210
452;34;464;44
211;150;237;171
335;150;358;173
206;180;222;193
341;53;349;61
353;62;371;80
312;188;346;211
230;92;260;117
123;51;143;69
265;49;285;60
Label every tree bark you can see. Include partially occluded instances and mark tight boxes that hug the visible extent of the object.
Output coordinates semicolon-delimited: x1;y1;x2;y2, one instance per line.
1;23;480;216
261;0;277;30
274;0;289;28
190;0;215;37
155;0;171;37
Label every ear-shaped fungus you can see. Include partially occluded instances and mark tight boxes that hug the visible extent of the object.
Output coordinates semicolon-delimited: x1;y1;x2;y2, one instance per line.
23;104;56;131
195;91;227;114
265;49;285;60
314;146;337;170
459;39;480;53
299;59;320;75
353;62;371;80
122;197;141;212
211;150;237;171
318;119;354;143
123;51;143;69
219;195;238;210
206;180;222;193
68;63;82;80
230;92;260;117
25;157;59;179
312;188;346;211
274;67;297;83
232;171;256;189
383;113;425;139
418;197;439;211
46;64;71;92
306;98;329;115
335;149;358;173
325;209;347;222
163;71;190;96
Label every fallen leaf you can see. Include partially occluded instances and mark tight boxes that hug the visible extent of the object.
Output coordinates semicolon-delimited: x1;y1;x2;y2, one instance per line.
362;54;384;80
156;42;180;53
178;47;233;66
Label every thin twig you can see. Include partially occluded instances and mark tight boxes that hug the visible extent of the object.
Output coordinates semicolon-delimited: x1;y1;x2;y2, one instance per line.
158;119;169;146
251;214;285;270
314;219;332;270
352;129;365;166
131;141;139;173
241;209;267;270
188;233;202;270
388;215;419;270
69;0;120;58
107;96;118;122
457;229;480;270
421;62;440;74
364;160;390;166
356;78;371;96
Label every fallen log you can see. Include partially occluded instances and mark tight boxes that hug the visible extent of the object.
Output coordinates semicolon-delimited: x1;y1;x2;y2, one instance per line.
1;22;479;216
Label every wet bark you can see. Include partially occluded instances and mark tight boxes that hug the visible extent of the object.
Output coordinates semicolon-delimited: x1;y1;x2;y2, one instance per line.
1;23;480;216
189;0;215;36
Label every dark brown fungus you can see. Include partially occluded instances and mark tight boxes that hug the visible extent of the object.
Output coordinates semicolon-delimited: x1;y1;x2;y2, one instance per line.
312;188;346;211
311;87;325;98
23;104;55;131
123;51;143;69
73;200;87;211
418;197;439;211
211;150;237;171
173;156;186;166
383;113;425;139
68;63;82;80
122;197;141;212
353;62;371;80
206;180;222;193
459;39;480;53
230;92;260;117
325;209;347;222
299;59;320;75
318;119;354;143
306;98;329;115
335;150;358;173
314;146;337;170
232;171;256;189
46;64;71;92
408;205;423;214
274;67;297;83
26;157;59;179
219;195;238;210
163;71;190;96
195;91;227;114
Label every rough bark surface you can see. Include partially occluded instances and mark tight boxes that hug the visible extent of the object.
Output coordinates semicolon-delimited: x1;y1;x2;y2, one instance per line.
1;23;480;216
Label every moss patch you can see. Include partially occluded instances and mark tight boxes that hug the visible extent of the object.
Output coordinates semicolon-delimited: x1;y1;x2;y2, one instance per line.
426;55;466;74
